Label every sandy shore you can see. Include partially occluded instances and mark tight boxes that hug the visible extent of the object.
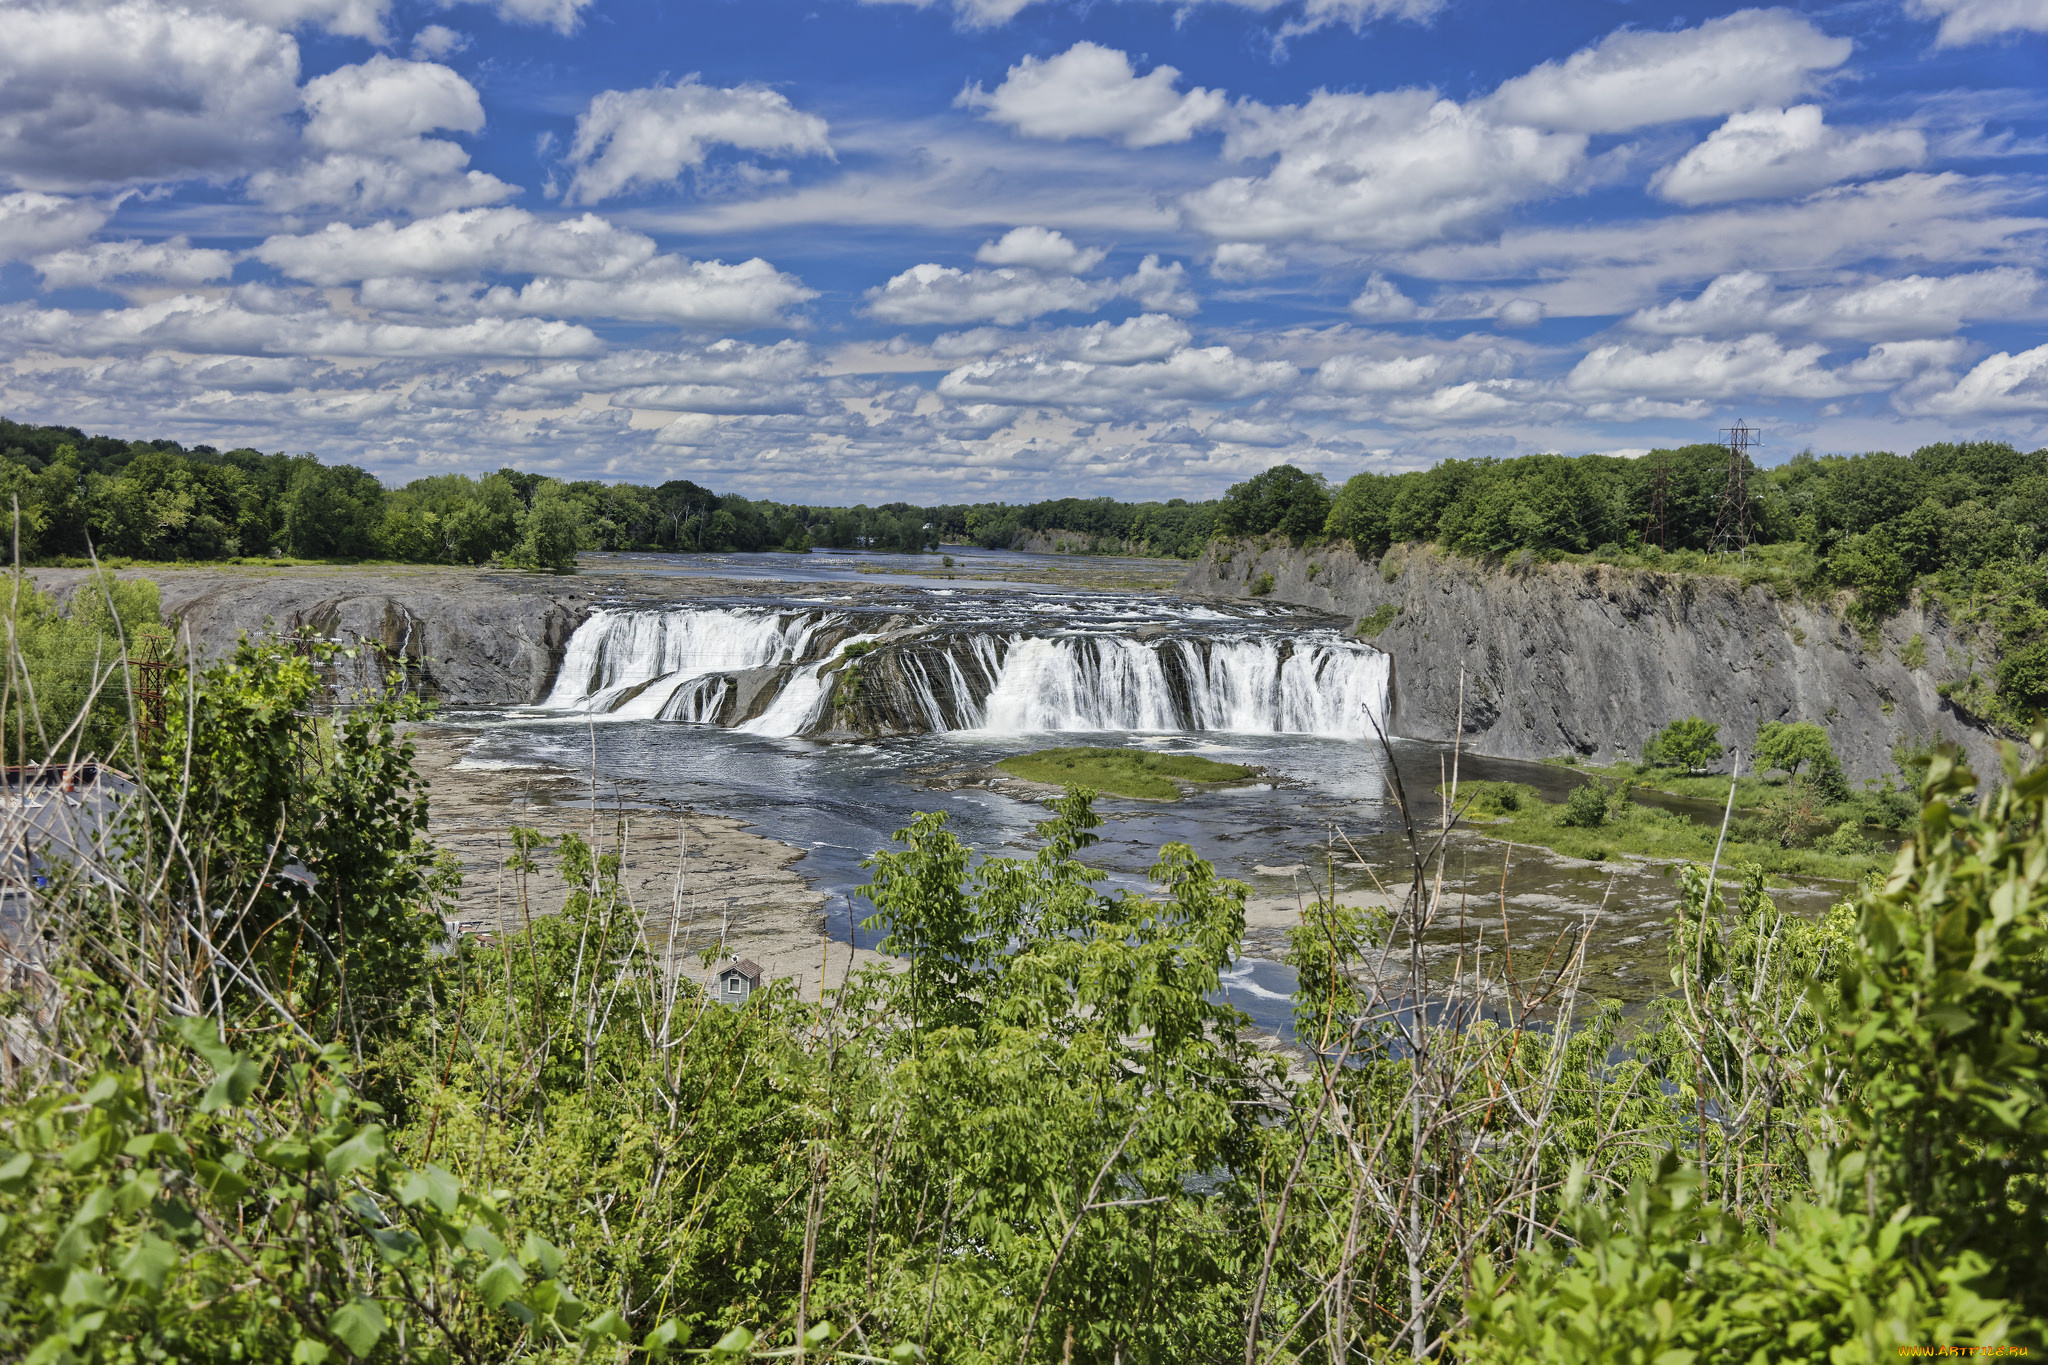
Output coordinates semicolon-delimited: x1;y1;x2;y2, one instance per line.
408;724;893;999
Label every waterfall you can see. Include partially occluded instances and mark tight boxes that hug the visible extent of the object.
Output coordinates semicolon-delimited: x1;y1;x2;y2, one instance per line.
540;607;1388;739
974;633;1386;737
541;607;834;720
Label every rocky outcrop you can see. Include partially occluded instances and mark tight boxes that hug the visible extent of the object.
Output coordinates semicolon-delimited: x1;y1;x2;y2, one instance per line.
30;567;596;706
1181;540;2004;780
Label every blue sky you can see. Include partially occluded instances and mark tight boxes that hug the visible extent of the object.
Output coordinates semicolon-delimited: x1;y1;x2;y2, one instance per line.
0;0;2043;502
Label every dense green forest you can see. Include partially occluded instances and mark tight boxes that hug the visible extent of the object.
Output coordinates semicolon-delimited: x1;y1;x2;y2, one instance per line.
0;417;1215;568
0;614;2041;1361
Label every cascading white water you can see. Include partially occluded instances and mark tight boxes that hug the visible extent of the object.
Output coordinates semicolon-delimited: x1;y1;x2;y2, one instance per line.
541;607;1389;739
979;637;1183;732
541;607;833;720
975;633;1387;737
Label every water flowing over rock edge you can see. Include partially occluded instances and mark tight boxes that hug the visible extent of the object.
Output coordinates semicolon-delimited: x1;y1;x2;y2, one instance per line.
538;604;1392;740
1179;539;2005;781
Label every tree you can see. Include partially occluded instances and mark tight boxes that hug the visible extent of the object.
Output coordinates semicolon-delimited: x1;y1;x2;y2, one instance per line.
1644;716;1723;772
1216;464;1331;541
1325;472;1396;557
1756;720;1849;799
510;480;581;574
282;459;383;558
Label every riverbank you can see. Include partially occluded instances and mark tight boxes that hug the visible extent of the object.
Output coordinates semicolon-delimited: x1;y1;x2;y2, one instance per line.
408;725;886;997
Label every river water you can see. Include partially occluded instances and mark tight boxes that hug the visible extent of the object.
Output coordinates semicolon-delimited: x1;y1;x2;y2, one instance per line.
435;548;1841;1036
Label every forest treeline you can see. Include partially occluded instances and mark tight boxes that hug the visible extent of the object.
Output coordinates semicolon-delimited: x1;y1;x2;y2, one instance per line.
0;417;1216;568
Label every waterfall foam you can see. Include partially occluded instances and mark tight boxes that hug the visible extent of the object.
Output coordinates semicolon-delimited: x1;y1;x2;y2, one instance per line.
539;605;1388;739
540;607;834;721
976;634;1386;737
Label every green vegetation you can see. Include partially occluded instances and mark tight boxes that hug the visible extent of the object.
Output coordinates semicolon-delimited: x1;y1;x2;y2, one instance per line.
1356;602;1399;637
1215;464;1331;542
1455;775;1884;878
2;614;2047;1359
1641;715;1723;773
996;745;1255;800
1248;570;1276;596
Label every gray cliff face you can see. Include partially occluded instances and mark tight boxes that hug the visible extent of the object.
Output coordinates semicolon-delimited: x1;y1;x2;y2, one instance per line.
1180;540;2003;780
31;567;594;706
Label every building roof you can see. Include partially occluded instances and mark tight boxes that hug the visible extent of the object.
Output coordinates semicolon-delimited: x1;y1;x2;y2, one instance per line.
721;958;764;983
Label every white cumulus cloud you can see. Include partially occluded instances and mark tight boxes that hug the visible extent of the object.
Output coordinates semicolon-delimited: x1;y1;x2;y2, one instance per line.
249;56;515;215
975;226;1106;273
865;264;1116;326
1485;9;1851;134
561;78;831;205
959;43;1225;148
442;0;594;34
1626;268;2045;340
1567;332;1885;400
1185;89;1586;248
2;293;603;358
0;1;302;191
1908;342;2048;414
256;208;657;285
1652;106;1927;205
483;256;817;329
0;192;109;262
863;0;1443;37
32;238;238;289
1906;0;2048;47
936;344;1296;410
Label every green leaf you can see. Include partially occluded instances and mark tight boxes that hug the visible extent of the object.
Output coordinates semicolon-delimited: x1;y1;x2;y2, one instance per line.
461;1224;507;1261
475;1256;526;1308
198;1058;261;1114
62;1128;106;1172
171;1015;238;1074
520;1230;562;1278
568;1308;621;1341
323;1127;386;1181
122;1132;186;1159
328;1297;385;1356
291;1339;332;1365
0;1150;32;1192
192;1159;249;1204
398;1163;459;1216
708;1326;755;1360
81;1074;120;1107
116;1233;180;1293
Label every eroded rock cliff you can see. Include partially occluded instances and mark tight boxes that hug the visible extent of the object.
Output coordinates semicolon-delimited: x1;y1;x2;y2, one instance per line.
1181;540;2004;780
31;566;595;705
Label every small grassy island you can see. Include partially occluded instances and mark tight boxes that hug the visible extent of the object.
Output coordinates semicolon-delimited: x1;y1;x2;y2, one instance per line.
996;746;1255;801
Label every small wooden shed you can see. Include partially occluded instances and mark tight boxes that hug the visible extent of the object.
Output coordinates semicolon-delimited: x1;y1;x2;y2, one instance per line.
716;957;764;1003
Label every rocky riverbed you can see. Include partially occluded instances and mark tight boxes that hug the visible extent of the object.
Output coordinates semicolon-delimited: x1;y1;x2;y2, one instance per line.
408;724;888;997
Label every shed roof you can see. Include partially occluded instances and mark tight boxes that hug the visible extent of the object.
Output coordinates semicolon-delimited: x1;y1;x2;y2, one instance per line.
722;958;764;983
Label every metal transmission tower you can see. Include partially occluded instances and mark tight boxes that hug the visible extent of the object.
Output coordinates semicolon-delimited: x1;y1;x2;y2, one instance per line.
1709;419;1761;555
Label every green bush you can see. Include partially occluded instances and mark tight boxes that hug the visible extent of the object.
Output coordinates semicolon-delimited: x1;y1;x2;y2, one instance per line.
1561;781;1609;827
1643;716;1723;772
